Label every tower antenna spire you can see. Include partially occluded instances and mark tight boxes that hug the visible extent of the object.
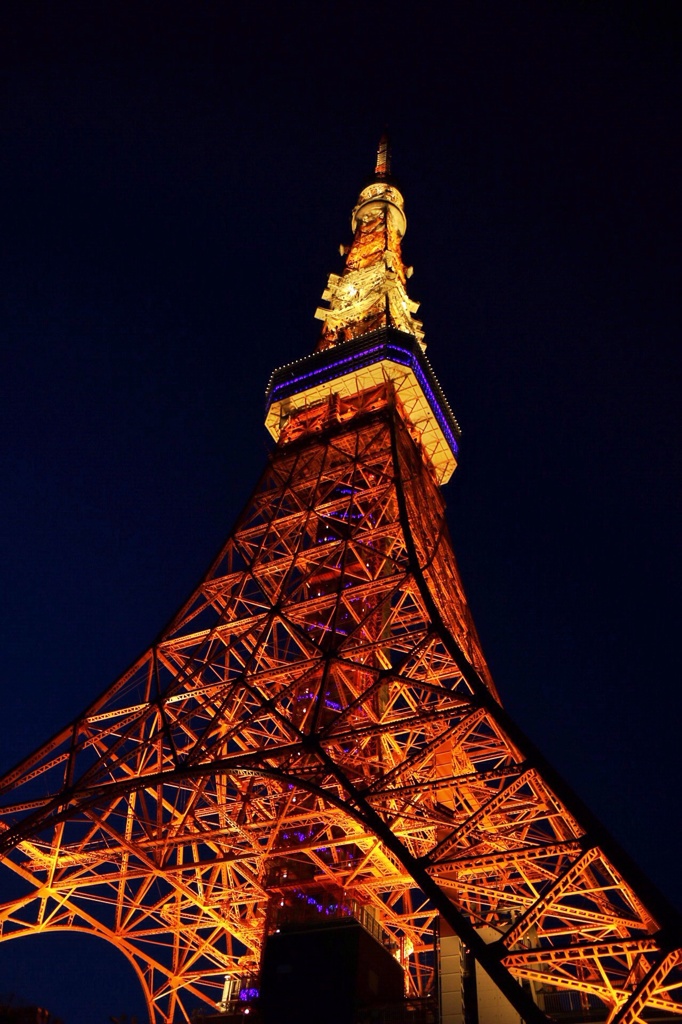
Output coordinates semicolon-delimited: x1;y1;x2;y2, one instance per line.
312;133;426;354
374;128;391;179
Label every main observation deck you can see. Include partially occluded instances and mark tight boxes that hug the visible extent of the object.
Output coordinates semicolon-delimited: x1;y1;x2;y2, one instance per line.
265;327;461;485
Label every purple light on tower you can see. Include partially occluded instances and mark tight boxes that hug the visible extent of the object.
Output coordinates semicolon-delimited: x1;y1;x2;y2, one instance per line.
265;329;461;458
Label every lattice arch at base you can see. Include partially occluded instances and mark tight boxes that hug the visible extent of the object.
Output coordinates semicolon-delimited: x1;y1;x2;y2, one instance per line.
0;388;680;1024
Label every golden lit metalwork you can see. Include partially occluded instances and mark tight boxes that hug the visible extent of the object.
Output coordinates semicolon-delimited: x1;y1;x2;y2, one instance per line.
264;335;460;484
314;139;423;350
0;141;680;1024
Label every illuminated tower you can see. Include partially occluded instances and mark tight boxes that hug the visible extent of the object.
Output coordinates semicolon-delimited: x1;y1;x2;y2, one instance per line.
0;141;680;1024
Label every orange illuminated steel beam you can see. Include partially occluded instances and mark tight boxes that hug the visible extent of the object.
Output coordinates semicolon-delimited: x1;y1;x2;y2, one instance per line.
0;140;679;1024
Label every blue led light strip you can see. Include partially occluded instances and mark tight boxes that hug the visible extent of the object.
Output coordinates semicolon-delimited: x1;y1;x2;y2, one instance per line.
267;335;460;455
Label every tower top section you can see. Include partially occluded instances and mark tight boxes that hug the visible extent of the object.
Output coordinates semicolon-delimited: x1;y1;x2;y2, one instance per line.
374;130;391;177
351;132;405;237
265;141;460;484
315;133;423;350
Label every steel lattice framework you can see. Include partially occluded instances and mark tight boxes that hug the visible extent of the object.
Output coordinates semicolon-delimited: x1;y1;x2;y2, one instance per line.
0;144;680;1024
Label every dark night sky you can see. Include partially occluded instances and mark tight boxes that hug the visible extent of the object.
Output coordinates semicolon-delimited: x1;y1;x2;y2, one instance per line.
0;2;680;1020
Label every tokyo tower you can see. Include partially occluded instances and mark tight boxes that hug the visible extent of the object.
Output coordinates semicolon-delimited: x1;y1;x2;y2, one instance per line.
0;139;680;1024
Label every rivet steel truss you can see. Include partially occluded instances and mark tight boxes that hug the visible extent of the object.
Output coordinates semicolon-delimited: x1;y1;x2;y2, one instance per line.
0;388;680;1022
1;143;681;1023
